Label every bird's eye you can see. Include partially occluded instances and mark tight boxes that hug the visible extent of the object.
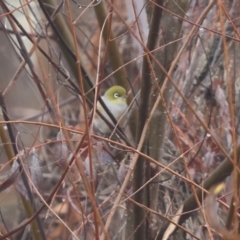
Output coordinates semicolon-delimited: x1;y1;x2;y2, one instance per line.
114;93;119;98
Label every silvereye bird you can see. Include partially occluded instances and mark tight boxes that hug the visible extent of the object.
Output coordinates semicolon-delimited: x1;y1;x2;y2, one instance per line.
93;86;128;134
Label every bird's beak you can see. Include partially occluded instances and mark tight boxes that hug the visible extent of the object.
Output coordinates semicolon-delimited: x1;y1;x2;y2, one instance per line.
122;95;127;99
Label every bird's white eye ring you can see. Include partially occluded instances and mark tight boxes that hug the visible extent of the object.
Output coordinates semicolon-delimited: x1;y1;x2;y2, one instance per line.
114;93;119;98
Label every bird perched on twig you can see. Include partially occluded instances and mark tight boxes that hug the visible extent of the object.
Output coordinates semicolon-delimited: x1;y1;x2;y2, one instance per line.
93;86;128;135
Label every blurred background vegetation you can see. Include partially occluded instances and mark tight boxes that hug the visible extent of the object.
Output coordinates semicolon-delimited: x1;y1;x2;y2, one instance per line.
0;0;240;239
